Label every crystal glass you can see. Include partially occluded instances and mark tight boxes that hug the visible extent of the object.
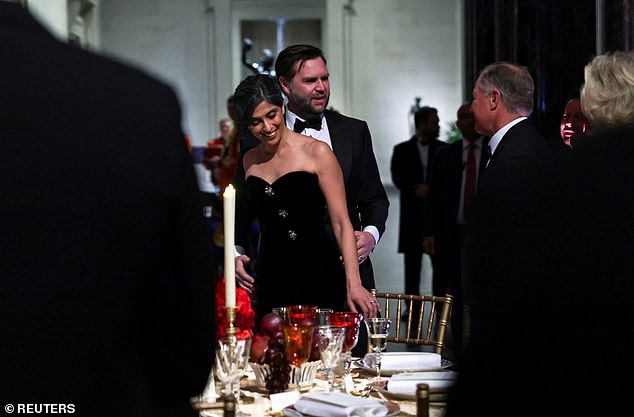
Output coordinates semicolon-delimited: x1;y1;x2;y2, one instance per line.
329;312;363;376
283;323;314;393
283;324;313;366
215;336;251;416
316;308;333;326
287;304;318;327
364;318;391;382
316;326;347;392
271;306;288;323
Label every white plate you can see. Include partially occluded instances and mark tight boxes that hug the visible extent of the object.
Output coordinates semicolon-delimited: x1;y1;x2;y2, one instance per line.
375;384;449;402
354;353;452;376
283;399;400;417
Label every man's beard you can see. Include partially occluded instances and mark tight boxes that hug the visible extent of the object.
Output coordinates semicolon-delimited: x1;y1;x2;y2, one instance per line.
291;92;329;115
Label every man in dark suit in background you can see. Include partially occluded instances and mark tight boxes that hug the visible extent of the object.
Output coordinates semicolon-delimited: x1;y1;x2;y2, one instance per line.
423;103;487;360
235;44;388;355
391;107;446;299
0;2;216;416
446;62;555;417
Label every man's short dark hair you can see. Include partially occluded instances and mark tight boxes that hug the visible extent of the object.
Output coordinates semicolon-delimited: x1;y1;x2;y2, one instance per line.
274;44;327;82
414;106;438;129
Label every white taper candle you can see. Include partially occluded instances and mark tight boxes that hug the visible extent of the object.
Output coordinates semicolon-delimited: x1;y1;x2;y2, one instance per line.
223;184;236;308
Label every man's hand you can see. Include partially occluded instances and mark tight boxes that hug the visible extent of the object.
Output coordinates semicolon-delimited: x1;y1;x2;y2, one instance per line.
355;231;376;264
235;255;255;293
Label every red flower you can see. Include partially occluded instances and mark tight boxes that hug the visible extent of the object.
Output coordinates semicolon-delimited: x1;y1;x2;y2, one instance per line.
215;278;255;340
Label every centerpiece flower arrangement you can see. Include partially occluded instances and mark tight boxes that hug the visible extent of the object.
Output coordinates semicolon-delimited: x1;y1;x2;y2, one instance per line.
215;278;255;340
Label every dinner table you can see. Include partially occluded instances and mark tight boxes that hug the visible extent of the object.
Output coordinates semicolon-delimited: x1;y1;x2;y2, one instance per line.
195;352;452;417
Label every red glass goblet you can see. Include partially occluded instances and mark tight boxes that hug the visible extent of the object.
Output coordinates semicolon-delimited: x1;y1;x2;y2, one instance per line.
329;312;363;376
286;304;318;327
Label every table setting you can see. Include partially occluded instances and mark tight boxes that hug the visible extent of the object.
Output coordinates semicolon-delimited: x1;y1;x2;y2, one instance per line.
195;186;455;417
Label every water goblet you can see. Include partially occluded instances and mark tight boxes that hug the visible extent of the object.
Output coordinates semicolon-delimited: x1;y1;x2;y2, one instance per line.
215;336;251;416
283;323;314;393
316;326;347;392
364;318;392;383
329;312;363;376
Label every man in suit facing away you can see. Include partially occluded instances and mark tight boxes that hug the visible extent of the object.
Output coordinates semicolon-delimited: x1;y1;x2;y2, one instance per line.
423;103;488;360
0;2;216;416
446;62;556;417
391;107;446;298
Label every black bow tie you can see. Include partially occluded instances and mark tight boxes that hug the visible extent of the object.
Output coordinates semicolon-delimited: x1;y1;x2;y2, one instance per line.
293;117;322;133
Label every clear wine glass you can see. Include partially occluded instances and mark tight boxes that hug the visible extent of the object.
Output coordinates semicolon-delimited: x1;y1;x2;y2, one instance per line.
316;326;347;392
364;318;392;383
316;308;333;326
215;336;251;416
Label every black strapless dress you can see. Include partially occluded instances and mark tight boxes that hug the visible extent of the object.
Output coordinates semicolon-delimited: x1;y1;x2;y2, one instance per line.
241;171;346;318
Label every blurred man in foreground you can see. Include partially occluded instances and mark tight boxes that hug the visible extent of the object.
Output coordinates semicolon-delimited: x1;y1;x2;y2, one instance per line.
0;2;216;416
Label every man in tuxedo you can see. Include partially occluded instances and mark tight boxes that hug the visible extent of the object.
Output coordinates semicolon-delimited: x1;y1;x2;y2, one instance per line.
0;2;216;416
390;106;446;299
446;62;555;417
422;103;487;360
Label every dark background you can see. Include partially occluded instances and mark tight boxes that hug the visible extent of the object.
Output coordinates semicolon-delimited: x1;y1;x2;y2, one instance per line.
464;0;633;142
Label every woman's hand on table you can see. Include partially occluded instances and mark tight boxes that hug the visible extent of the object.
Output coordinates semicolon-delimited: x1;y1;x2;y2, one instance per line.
347;285;379;318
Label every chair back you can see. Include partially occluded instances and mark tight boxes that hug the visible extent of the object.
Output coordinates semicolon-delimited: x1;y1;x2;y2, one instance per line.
371;290;453;354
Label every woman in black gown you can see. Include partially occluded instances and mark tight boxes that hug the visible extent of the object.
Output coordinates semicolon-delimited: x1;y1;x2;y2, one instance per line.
232;74;379;320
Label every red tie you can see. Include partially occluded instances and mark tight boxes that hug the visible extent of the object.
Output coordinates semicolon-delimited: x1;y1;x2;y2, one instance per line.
463;143;476;219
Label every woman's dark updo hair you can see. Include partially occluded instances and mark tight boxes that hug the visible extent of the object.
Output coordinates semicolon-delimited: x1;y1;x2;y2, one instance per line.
233;74;284;129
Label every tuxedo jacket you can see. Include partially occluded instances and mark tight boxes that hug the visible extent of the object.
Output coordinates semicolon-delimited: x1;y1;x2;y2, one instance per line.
450;119;557;417
390;136;446;252
323;110;389;230
423;138;488;255
0;4;216;416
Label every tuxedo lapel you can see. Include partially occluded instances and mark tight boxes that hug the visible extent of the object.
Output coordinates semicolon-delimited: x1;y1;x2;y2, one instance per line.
324;110;352;181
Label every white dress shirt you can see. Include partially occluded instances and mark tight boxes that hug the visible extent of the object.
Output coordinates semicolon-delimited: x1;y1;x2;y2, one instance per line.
488;117;527;156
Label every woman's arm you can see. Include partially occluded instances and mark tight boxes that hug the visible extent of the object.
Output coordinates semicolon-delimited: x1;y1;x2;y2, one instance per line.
311;141;379;318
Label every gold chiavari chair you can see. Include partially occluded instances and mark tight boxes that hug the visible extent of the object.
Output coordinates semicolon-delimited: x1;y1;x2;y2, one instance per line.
370;290;453;355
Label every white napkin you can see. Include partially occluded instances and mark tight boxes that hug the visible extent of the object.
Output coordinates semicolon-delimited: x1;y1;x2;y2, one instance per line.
363;352;441;371
387;371;458;396
294;392;388;417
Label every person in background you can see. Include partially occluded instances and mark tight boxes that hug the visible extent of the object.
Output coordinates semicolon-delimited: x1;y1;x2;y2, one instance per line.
391;106;446;301
232;74;379;320
447;62;555;417
549;50;634;415
423;103;488;361
0;2;216;416
204;116;235;191
559;96;591;148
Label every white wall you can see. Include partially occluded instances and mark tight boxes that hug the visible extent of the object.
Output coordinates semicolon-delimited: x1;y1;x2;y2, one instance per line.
99;0;213;147
28;0;68;39
325;0;464;181
98;0;464;181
